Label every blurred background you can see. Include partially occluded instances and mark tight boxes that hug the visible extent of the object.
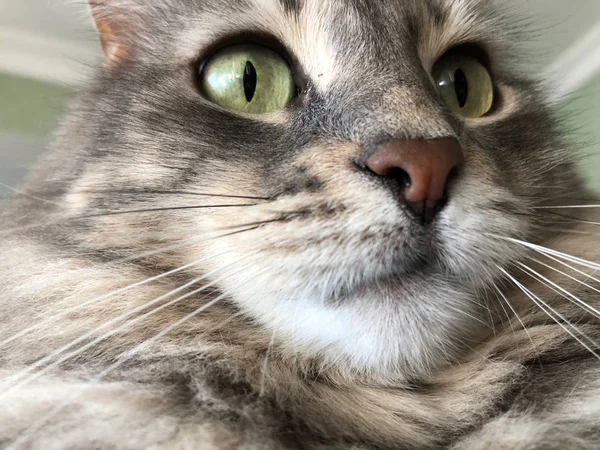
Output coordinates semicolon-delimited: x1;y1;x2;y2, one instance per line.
0;0;599;191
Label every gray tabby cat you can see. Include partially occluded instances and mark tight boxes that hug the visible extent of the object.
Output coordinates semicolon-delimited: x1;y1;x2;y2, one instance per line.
1;0;599;448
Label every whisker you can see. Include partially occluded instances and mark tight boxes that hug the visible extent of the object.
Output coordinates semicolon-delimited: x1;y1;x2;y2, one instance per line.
0;207;297;237
0;249;233;349
488;235;600;272
515;262;600;320
120;310;248;362
5;204;258;235
0;188;272;208
544;196;600;202
436;301;492;330
494;289;516;335
480;290;497;337
218;216;303;232
526;256;600;296
0;182;61;207
74;189;271;201
535;210;600;226
111;224;261;264
0;224;265;349
528;246;600;272
0;256;254;400
534;205;600;210
491;283;536;350
9;276;260;450
112;293;232;363
81;203;261;219
498;266;600;360
537;227;600;237
59;222;259;275
260;327;277;397
0;215;290;349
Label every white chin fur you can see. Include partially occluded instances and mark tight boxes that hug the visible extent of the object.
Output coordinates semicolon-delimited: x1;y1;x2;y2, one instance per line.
199;241;488;380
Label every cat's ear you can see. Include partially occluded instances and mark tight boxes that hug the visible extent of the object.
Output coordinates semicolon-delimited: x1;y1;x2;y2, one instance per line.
88;0;137;65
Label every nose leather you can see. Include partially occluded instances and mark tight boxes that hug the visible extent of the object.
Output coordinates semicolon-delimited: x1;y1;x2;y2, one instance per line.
364;138;464;223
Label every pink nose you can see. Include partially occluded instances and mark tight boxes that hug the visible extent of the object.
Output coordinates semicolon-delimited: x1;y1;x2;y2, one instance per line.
365;139;464;223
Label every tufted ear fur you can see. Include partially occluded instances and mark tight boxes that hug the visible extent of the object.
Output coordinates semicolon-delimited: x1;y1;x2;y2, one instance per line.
88;0;138;65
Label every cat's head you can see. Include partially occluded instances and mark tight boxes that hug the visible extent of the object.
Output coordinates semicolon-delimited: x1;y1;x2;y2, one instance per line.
46;0;580;378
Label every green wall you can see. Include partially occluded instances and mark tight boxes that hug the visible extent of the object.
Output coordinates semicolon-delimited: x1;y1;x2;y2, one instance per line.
0;72;71;137
0;73;599;190
562;76;600;191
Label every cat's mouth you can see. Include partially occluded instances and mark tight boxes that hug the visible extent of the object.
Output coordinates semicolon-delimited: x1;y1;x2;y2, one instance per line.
328;228;450;299
214;203;450;299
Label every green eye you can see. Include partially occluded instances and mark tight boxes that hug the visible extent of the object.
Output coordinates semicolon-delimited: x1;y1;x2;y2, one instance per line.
200;45;295;114
433;52;494;118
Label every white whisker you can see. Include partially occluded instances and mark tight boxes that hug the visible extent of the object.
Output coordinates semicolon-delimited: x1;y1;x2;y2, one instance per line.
7;278;259;450
498;266;600;361
526;256;600;296
538;227;600;237
260;327;277;397
0;182;61;207
528;252;600;287
534;205;600;210
1;225;261;348
0;248;234;349
515;262;600;320
491;283;536;350
0;209;266;236
441;302;490;329
0;256;253;401
494;289;516;335
489;235;600;272
114;294;230;361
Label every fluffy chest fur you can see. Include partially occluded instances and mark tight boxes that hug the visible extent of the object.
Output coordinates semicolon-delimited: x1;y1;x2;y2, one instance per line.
1;0;599;448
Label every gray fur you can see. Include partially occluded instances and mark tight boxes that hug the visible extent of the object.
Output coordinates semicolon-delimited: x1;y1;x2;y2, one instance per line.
0;0;599;448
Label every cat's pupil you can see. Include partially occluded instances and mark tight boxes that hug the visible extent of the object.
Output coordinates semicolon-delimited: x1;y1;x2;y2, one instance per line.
454;69;468;108
243;61;257;102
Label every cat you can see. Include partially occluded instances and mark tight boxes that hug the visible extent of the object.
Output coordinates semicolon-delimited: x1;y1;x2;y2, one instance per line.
0;0;599;448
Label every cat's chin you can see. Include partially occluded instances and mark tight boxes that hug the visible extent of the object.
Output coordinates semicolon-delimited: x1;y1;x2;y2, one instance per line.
210;247;485;379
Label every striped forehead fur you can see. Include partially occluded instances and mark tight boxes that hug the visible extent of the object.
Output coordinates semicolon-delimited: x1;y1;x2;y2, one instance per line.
92;0;521;91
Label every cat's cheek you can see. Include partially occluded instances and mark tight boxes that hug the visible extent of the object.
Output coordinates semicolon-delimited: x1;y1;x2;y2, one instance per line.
434;173;530;284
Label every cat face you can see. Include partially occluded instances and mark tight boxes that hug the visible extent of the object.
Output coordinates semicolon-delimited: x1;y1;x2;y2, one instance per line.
60;0;577;378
